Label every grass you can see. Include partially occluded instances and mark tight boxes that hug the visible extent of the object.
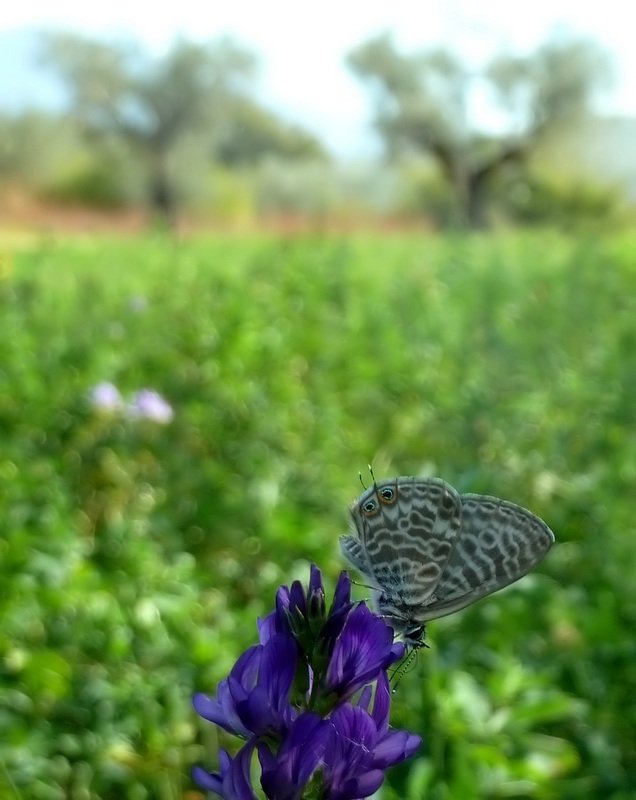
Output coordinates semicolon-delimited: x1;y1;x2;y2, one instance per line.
1;229;635;799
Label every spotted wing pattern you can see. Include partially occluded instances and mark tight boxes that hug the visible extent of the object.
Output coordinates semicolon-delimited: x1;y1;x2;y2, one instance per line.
340;534;372;574
340;476;555;641
414;492;555;621
342;477;463;606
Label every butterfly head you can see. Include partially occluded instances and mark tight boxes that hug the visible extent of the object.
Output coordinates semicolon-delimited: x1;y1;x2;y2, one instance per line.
401;622;427;650
356;482;398;515
351;480;401;531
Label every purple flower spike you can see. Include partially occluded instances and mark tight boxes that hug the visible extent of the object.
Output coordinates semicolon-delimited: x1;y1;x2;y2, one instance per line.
325;604;404;700
193;565;421;799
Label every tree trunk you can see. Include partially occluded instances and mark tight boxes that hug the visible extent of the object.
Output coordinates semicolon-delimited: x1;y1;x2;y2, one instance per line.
148;157;177;229
447;161;483;229
465;169;490;228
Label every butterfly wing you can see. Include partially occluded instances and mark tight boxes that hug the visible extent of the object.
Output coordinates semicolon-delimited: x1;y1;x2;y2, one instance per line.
416;493;555;621
340;534;373;575
342;477;463;607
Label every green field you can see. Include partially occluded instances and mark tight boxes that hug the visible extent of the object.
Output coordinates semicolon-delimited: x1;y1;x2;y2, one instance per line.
1;231;635;799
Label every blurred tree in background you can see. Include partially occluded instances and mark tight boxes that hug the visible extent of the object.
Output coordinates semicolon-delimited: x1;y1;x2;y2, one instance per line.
348;32;614;227
0;27;632;229
0;111;83;187
215;99;327;167
39;32;326;225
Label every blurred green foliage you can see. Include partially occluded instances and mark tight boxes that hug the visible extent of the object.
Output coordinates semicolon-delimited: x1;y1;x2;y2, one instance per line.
1;231;635;799
40;157;130;209
504;177;627;229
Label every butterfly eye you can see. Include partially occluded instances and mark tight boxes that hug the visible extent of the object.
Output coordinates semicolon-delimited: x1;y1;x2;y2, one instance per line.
442;491;456;510
362;499;377;515
379;487;396;504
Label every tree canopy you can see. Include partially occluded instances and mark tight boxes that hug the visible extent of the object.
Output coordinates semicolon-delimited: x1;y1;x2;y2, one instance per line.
348;32;614;227
41;32;325;223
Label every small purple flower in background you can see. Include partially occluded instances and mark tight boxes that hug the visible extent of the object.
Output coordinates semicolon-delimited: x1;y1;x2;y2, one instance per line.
88;384;174;423
193;565;422;799
129;389;174;423
89;382;123;412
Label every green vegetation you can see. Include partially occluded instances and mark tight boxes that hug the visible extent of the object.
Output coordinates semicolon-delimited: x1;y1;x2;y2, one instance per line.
1;231;635;799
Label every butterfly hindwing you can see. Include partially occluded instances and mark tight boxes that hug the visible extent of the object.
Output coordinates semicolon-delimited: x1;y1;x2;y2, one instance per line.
339;534;372;574
414;492;555;620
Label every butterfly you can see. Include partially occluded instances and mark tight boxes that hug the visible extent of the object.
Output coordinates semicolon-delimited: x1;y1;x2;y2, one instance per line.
340;476;555;648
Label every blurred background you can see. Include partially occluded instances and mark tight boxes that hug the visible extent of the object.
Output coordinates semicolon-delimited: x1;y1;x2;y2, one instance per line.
1;2;636;799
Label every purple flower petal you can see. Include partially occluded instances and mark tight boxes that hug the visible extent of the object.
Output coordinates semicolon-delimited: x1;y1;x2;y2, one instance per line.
275;584;298;635
356;684;373;713
322;706;377;799
89;382;123;412
373;730;423;767
329;571;352;615
242;634;298;735
307;563;326;617
129;388;174;423
216;635;297;737
227;743;260;800
193;647;261;735
194;637;297;738
193;686;249;737
345;768;385;799
192;764;223;794
325;604;402;700
259;714;328;800
369;671;390;733
257;612;277;644
193;746;258;800
319;693;422;799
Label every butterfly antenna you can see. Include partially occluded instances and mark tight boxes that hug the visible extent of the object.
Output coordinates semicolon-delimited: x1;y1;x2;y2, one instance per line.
368;464;377;486
358;471;367;490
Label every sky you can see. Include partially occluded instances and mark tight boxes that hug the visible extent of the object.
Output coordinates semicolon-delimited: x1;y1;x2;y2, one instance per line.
1;0;635;156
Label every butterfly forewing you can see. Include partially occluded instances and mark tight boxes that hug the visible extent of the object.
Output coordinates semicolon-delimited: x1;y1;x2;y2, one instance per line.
346;477;463;605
